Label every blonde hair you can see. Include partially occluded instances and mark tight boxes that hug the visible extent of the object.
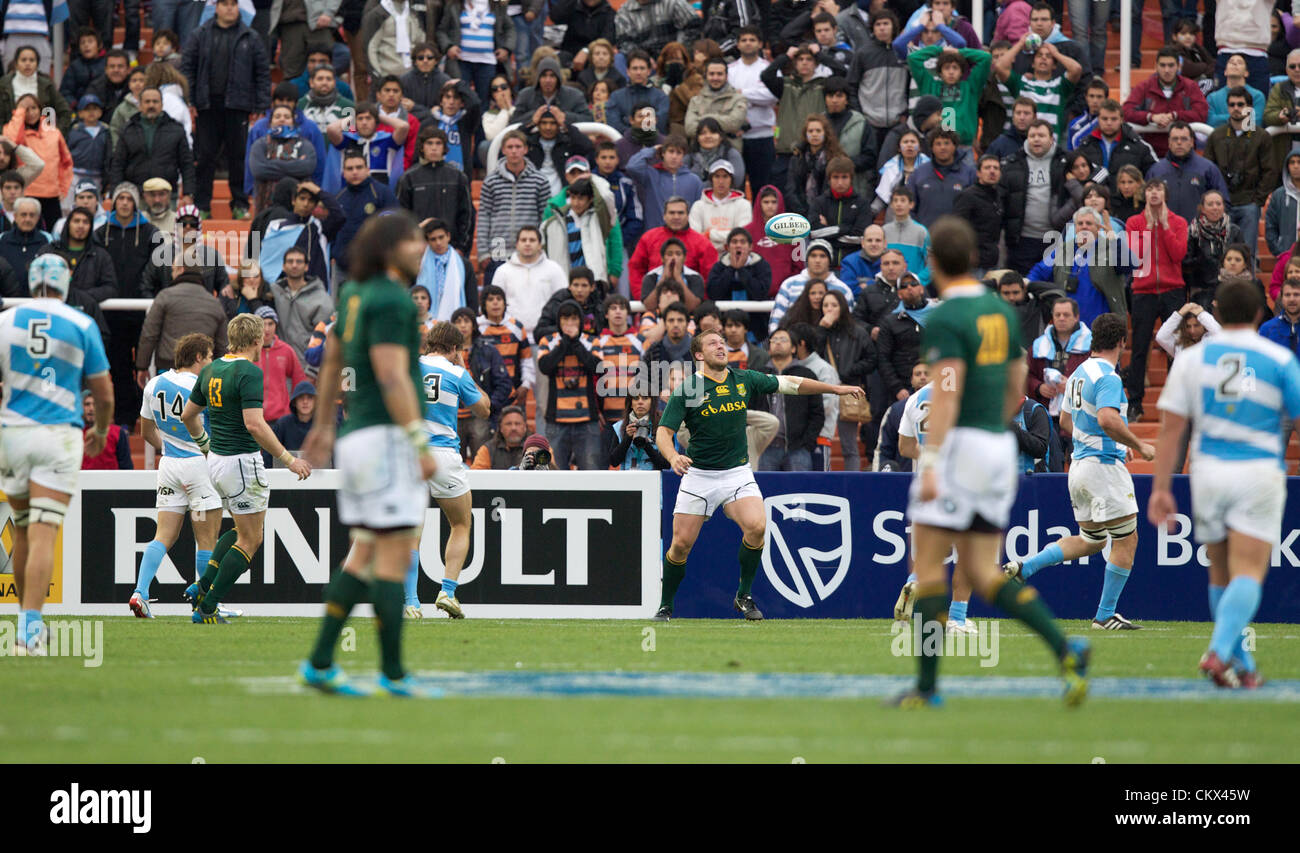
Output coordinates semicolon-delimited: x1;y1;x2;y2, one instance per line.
228;313;265;352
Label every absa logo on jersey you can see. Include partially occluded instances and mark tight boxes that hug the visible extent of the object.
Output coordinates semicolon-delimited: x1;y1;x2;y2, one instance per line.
761;494;852;608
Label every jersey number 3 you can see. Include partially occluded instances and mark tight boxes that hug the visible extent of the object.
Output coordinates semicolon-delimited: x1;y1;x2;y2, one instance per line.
975;314;1009;366
424;373;442;404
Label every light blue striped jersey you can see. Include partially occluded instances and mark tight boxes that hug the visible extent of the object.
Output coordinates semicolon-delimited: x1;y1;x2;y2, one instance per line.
0;299;110;428
1063;357;1127;464
1158;329;1300;469
459;8;497;65
141;370;204;458
897;381;933;446
419;354;482;450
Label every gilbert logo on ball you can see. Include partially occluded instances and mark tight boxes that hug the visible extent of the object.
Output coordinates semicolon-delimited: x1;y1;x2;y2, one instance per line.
765;212;811;244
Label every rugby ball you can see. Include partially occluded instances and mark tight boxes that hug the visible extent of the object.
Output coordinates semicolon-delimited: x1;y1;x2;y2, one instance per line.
765;212;811;244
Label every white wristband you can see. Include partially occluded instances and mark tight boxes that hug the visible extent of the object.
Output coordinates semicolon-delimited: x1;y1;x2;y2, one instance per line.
777;374;802;394
918;446;940;472
404;420;430;454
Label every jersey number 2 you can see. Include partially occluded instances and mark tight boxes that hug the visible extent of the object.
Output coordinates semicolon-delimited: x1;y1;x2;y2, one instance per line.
1215;354;1246;401
156;391;185;421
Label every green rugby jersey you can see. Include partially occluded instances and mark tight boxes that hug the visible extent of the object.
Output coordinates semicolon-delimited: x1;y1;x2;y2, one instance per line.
660;368;780;470
189;355;264;455
920;282;1024;433
335;275;422;437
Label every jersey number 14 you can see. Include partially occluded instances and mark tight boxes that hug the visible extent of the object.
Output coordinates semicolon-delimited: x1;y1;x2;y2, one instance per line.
156;390;185;421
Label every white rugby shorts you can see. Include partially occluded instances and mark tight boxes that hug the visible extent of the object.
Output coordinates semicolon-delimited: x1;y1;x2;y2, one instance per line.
907;427;1018;532
0;424;82;496
336;425;428;531
1067;457;1139;524
673;465;762;518
157;454;224;512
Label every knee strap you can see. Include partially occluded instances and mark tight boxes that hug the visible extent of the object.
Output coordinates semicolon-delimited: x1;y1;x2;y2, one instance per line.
1106;516;1138;539
29;496;68;528
1080;526;1109;544
11;507;30;527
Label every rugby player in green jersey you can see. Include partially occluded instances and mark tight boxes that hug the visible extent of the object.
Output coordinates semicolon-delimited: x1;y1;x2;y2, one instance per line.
896;216;1091;708
654;329;864;621
182;314;312;624
298;212;439;697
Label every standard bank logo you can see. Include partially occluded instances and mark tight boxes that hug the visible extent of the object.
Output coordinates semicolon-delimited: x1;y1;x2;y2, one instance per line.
761;494;852;608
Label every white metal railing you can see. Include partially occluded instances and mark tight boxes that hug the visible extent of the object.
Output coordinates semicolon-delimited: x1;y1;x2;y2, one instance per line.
1120;0;1132;102
485;122;623;171
1;297;776;313
1266;124;1300;136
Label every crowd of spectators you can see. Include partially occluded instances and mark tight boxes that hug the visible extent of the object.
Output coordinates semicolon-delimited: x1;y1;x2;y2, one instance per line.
0;0;1293;472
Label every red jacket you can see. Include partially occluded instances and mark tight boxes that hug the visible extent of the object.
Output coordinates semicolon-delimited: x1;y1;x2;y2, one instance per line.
627;225;717;299
1121;75;1208;158
261;337;309;421
82;424;132;470
1126;210;1189;294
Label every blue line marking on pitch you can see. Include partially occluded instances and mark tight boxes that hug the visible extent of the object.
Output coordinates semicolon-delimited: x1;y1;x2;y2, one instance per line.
313;671;1300;702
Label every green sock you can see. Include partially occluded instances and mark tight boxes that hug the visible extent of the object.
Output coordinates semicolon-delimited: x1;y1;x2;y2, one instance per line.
914;584;949;695
660;555;687;608
987;577;1067;658
200;528;239;593
309;569;370;670
737;538;763;597
372;579;406;681
201;543;252;613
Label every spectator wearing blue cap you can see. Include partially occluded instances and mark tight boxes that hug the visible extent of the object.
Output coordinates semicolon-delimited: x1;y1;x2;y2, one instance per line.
67;94;110;192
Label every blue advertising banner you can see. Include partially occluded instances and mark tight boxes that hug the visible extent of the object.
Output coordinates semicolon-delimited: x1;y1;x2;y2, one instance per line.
661;472;1300;622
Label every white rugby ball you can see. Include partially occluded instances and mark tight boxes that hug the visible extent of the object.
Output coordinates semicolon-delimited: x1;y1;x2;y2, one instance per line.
765;212;811;244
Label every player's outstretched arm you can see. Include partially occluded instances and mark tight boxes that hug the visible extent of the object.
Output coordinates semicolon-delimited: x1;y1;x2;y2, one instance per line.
244;407;312;480
372;342;437;481
777;374;865;399
84;372;115;458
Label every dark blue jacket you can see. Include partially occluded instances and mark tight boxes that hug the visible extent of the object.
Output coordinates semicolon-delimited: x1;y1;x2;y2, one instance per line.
180;19;272;113
467;338;513;426
605;83;670;136
876;396;910;472
333;177;398;272
60;54;107;104
1144;152;1229;225
1260;313;1300;360
839;250;882;293
243;110;327;194
67;121;111;178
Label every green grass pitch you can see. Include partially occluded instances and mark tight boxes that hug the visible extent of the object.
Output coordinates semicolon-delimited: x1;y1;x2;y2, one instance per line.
4;617;1298;763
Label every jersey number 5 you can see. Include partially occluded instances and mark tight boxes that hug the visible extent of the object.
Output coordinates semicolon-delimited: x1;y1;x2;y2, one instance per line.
208;377;224;407
975;314;1009;366
25;318;50;357
424;373;442;404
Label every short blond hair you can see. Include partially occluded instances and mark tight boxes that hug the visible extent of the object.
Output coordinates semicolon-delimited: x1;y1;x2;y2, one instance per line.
228;313;264;352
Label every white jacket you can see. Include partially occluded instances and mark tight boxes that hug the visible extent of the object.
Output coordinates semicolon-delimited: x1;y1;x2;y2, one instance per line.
493;251;569;334
689;189;753;254
542;206;610;282
1216;0;1278;52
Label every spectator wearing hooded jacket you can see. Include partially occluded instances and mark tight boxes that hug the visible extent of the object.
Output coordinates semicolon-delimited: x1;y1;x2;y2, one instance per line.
847;9;908;138
524;108;597;197
689;159;751;255
605;50;671;137
510;56;593;125
627;136;704;233
540;176;622;286
95;182;159;426
1266;151;1300;258
35;206;117;304
745;184;803;292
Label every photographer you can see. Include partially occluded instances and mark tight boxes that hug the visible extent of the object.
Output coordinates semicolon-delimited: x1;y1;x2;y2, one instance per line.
516;434;555;470
607;393;671;471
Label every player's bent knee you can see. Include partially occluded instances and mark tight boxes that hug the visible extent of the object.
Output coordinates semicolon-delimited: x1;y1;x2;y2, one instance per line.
28;497;68;528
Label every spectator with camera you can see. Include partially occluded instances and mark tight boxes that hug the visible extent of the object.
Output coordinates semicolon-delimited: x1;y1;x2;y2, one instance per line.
607;392;670;470
516;433;554;470
537;300;604;469
1204;87;1276;248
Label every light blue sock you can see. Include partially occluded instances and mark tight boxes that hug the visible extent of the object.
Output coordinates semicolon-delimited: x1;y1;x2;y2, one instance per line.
195;549;213;584
135;540;168;598
441;578;459;597
949;600;968;625
906;572;917;584
1207;584;1224;618
1210;577;1262;665
22;609;41;645
1209;584;1256;672
404;550;421;607
1019;543;1064;579
17;609;26;642
1094;562;1131;622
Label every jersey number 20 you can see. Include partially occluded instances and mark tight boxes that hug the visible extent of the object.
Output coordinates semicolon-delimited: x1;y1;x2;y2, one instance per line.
975;314;1009;366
